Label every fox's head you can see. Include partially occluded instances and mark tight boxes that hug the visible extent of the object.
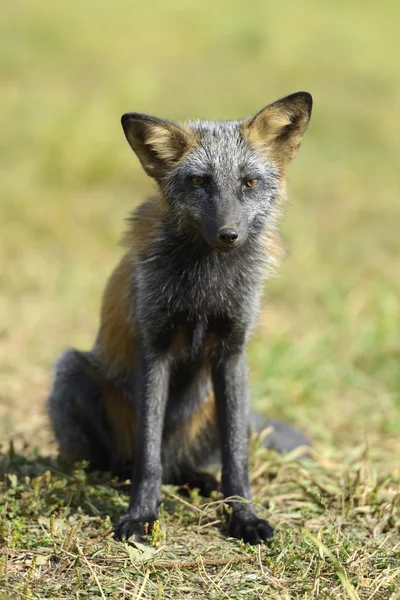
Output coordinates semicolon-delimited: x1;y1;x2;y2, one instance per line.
122;92;312;252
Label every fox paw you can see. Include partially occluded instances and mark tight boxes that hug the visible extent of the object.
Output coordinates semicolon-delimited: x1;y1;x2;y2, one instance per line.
229;513;273;545
114;513;157;542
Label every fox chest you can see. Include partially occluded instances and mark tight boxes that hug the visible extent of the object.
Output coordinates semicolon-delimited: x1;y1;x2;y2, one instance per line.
135;254;263;357
135;288;261;360
147;312;247;361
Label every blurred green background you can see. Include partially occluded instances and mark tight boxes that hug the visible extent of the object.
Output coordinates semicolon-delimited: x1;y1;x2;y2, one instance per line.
1;0;399;456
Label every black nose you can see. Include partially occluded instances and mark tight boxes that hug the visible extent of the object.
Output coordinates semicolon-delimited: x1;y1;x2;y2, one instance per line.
217;228;239;246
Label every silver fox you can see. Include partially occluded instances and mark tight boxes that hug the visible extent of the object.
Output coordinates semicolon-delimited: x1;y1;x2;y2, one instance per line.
48;91;312;544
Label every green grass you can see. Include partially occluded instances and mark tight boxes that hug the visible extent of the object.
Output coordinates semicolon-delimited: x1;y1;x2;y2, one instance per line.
1;0;400;597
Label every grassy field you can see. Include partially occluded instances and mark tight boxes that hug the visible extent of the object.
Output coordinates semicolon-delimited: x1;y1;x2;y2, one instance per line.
1;0;399;597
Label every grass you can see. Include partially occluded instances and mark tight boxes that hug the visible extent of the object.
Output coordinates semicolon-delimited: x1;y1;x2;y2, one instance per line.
1;0;399;597
1;443;399;599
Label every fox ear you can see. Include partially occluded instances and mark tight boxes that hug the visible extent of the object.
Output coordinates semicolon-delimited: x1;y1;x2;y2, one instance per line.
242;92;312;167
121;113;196;179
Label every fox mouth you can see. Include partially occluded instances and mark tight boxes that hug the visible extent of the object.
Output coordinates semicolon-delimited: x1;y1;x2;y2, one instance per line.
214;244;238;253
213;239;243;253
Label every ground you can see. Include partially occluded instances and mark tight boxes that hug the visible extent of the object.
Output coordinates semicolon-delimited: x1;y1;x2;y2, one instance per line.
0;0;399;598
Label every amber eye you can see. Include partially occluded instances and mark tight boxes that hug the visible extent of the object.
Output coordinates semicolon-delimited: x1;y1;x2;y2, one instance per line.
245;179;259;188
191;176;204;185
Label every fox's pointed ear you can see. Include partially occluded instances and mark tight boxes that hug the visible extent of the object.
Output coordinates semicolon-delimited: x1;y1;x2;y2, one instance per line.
242;92;312;167
121;113;197;179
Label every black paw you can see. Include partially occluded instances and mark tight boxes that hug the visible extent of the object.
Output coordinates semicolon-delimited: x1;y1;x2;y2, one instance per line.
179;471;219;497
114;513;157;542
229;513;273;545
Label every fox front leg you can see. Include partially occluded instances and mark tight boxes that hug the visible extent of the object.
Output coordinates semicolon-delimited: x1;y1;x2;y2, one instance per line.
212;347;273;544
114;344;170;541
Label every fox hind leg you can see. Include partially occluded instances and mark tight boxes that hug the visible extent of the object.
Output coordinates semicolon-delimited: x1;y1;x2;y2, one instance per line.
168;469;220;497
162;394;221;497
47;349;114;471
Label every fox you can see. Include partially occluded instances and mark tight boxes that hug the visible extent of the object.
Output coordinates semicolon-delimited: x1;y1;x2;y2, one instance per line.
48;91;312;545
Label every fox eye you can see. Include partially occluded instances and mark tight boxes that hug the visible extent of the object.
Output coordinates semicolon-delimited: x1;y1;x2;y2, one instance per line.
245;179;259;188
191;175;204;185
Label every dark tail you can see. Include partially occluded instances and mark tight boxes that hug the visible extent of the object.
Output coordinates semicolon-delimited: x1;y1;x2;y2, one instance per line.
203;413;311;468
250;412;311;454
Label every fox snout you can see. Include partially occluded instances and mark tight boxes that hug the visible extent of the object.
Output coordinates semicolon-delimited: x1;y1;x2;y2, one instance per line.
213;227;241;252
217;227;239;246
201;218;244;252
